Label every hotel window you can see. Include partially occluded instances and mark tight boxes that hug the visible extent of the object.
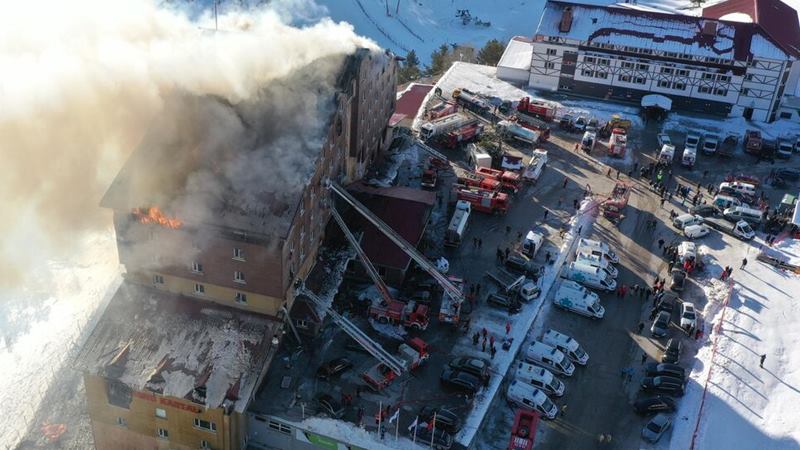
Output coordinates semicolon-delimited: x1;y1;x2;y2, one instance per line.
235;292;247;304
234;271;246;284
672;82;686;90
191;262;203;273
155;408;167;419
194;283;205;295
233;248;244;261
742;88;750;95
657;80;670;88
618;74;631;82
194;418;217;432
717;74;730;83
661;67;673;75
153;274;164;285
636;64;649;71
584;56;596;64
715;88;728;96
621;62;634;69
677;69;689;77
698;86;711;94
157;428;169;439
201;441;211;449
634;77;646;84
116;417;127;427
599;58;610;66
581;69;593;77
545;62;555;69
702;73;714;80
546;48;557;56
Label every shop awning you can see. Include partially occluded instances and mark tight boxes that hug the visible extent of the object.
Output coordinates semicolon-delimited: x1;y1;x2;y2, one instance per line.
641;94;672;111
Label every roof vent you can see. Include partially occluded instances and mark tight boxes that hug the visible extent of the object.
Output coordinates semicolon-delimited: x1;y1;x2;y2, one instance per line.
702;21;718;36
560;6;574;33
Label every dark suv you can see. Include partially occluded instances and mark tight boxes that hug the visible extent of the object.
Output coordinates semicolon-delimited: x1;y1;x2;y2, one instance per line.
316;358;353;380
486;293;521;314
440;368;481;395
641;376;685;396
419;406;462;434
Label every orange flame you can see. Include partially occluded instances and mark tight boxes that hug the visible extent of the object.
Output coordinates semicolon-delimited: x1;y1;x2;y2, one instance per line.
132;207;182;229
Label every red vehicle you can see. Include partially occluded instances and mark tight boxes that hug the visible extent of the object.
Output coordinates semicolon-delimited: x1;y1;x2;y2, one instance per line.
507;409;540;450
723;173;760;187
608;128;627;157
362;338;430;391
421;167;437;189
517;97;557;121
368;299;429;330
444;121;485;148
602;182;631;221
439;276;465;324
476;167;521;194
453;166;501;191
428;100;457;120
745;130;762;154
514;113;551;141
455;187;509;214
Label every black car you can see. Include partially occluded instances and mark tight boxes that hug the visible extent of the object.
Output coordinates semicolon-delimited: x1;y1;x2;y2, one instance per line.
645;363;686;379
689;204;718;217
670;269;687;292
448;357;491;382
409;424;453;449
656;297;675;314
662;338;683;364
440;368;482;395
641;376;685;396
419;406;462;434
633;395;677;415
486;293;521;314
776;168;800;181
505;253;532;275
315;394;345;418
316;357;353;380
408;290;433;305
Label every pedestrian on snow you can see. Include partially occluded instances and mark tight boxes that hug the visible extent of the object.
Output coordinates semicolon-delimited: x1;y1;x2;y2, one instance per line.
633;284;640;294
472;332;480;346
544;209;549;220
505;247;510;259
641;353;648;365
573;199;579;209
489;335;495;347
660;197;666;207
505;321;511;335
639;286;645;299
558;197;563;208
561;404;568;417
695;328;703;340
517;231;523;240
473;237;478;247
645;288;652;299
490;345;497;359
476;283;482;295
760;354;766;368
563;177;568;189
616;169;621;180
505;225;511;235
621;284;628;297
741;258;748;269
637;322;645;333
658;238;665;249
545;251;552;264
482;340;486;352
607;168;612;177
496;248;503;262
578;226;583;234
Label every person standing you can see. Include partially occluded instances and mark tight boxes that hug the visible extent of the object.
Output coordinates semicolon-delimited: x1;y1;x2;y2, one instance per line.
637;322;645;333
741;258;748;269
563;177;568;189
657;238;665;249
505;321;511;335
641;353;648;364
760;354;766;368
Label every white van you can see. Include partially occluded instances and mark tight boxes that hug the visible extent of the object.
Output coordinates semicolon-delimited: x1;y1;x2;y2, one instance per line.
659;144;675;163
672;214;704;230
506;380;559;420
525;341;575;377
522;231;544;258
542;330;589;366
514;362;565;397
723;206;763;225
553;280;605;319
581;131;597;152
519;281;541;302
713;194;742;210
681;147;697;167
575;251;618;278
719;181;756;198
576;238;619;264
563;261;617;292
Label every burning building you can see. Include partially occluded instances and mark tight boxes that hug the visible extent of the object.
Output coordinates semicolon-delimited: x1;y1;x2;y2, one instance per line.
77;47;397;450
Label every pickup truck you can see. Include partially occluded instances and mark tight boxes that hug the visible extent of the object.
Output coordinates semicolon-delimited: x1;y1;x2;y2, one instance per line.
704;217;755;240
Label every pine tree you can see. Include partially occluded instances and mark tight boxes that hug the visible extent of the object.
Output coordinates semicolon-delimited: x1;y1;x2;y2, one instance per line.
428;44;450;75
476;39;506;66
398;50;421;84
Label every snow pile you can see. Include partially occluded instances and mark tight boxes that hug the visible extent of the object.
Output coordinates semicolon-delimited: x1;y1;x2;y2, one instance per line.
662;113;800;141
670;238;800;449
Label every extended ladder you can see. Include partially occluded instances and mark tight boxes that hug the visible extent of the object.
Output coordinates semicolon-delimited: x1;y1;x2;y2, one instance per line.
295;286;406;375
416;139;449;162
328;182;464;305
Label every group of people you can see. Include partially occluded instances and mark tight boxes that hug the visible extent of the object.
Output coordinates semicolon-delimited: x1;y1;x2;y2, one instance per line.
471;327;498;359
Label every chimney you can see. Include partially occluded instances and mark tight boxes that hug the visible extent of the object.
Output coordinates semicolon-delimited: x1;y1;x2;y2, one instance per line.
560;6;574;33
702;20;717;36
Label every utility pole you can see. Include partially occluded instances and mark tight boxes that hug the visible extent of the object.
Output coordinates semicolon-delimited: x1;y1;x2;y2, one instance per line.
214;1;218;31
396;0;401;15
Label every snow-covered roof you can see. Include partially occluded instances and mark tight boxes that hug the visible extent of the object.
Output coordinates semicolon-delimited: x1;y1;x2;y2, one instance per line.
75;282;279;413
536;1;791;61
642;94;673;110
498;36;534;70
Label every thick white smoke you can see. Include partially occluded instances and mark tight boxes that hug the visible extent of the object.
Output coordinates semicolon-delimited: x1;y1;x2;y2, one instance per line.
0;0;377;285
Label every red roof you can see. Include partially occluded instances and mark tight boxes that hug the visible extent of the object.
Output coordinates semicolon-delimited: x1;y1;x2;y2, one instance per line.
395;84;434;119
703;0;800;57
348;183;436;270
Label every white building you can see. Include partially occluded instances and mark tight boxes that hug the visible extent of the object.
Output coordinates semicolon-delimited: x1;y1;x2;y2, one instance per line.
499;0;800;122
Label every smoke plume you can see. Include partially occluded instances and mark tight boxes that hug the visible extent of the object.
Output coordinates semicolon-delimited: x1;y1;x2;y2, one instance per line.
0;0;376;285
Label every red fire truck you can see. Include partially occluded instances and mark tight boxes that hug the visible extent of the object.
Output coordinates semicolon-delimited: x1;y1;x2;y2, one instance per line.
602;182;631;221
453;166;501;191
507;409;540;450
361;338;430;391
428;100;458;120
443;121;485;148
455;187;509;214
608;128;627;157
368;299;429;330
476;167;521;194
514;113;551;141
516;97;557;121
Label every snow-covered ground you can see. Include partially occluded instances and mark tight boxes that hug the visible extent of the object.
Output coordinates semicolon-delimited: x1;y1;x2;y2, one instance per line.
669;237;800;449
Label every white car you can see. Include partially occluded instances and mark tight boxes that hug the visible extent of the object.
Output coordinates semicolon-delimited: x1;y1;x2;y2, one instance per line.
685;133;701;152
684;224;710;239
680;302;697;330
677;241;696;263
657;133;672;147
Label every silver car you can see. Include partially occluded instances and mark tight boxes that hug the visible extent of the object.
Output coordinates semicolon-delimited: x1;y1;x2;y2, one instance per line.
642;413;672;443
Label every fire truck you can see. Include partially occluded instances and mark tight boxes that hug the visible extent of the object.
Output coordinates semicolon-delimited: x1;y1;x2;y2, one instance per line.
420;113;473;141
608;128;627;157
452;88;491;113
368;298;430;330
497;120;539;145
507;409;540;450
455;187;509;214
453;165;501;191
428;100;457;120
516;97;557;121
514;114;551;141
443;121;485;148
362;338;430;391
602;182;631;221
476;167;521;194
439;276;465;324
745;129;763;155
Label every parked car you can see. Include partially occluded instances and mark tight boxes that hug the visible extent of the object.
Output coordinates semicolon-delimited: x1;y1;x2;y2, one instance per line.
657;133;672;147
487;292;521;314
673;213;704;230
662;338;683;364
316;358;353;380
409;424;454;449
315;394;345;418
440;368;482;395
641;376;685;396
689;204;718;217
642;413;673;443
448;357;491;383
651;311;671;337
656;294;676;314
684;224;710;239
633;396;677;416
419;406;461;434
505;253;535;275
670;269;687;292
408;290;433;305
680;302;697;330
775;168;800;181
645;363;686;379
